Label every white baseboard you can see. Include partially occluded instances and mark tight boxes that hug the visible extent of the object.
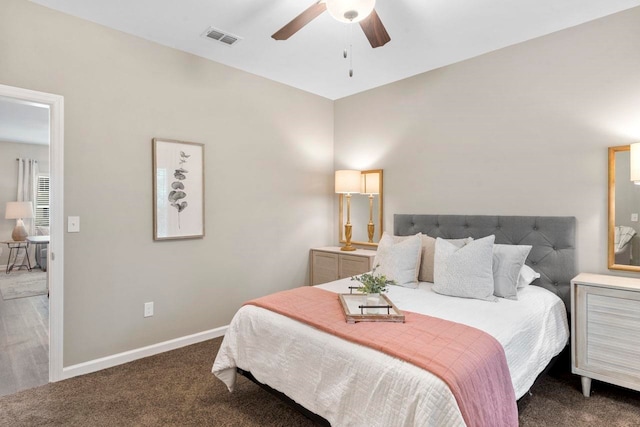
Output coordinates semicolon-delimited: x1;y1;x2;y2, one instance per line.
60;325;228;381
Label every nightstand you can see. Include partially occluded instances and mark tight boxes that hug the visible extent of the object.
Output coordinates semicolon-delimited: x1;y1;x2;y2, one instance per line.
310;247;376;285
571;273;640;397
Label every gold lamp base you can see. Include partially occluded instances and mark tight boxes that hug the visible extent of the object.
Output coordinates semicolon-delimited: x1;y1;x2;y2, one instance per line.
341;223;356;251
366;193;376;244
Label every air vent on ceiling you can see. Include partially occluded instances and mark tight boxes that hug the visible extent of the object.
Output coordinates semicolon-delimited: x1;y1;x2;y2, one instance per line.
202;27;242;47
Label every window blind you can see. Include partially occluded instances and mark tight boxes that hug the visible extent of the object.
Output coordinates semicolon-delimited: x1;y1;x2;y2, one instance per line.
35;174;50;227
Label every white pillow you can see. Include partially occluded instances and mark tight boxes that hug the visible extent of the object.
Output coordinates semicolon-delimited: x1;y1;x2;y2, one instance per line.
373;233;422;289
517;264;541;288
492;244;532;300
433;235;497;302
394;235;473;283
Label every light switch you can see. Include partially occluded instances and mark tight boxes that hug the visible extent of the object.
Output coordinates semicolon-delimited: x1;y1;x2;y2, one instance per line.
632;213;639;222
68;216;80;232
144;302;154;318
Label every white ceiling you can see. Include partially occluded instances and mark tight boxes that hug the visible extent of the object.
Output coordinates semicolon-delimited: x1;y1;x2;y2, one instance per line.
0;96;50;146
29;0;640;100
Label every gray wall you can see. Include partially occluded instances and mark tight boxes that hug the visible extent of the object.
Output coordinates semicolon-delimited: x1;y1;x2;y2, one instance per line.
334;6;640;275
0;141;49;265
0;0;334;366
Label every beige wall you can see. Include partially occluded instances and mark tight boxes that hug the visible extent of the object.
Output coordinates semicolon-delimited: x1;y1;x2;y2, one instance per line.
334;7;640;275
0;141;50;265
3;0;640;368
0;0;334;365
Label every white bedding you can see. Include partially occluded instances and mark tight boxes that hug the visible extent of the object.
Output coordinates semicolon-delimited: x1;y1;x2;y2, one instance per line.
213;278;569;427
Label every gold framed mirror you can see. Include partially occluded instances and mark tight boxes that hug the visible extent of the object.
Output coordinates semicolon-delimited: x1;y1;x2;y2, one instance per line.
608;145;640;271
339;169;383;247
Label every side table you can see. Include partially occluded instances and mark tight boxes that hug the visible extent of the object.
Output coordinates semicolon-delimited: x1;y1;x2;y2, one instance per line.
571;273;640;396
310;247;376;285
2;241;32;274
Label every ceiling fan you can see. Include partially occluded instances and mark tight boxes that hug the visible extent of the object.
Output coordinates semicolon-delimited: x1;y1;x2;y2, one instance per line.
272;0;391;48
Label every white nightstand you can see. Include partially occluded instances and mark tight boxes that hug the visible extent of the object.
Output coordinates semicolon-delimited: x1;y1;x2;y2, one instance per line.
571;273;640;397
310;247;376;286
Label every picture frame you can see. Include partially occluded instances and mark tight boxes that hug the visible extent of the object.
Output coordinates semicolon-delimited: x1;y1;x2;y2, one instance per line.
152;138;205;240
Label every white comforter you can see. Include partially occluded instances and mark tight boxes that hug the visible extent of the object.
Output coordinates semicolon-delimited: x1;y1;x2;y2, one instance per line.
213;279;569;427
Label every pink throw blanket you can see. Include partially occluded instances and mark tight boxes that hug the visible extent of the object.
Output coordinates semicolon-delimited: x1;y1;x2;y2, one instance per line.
246;286;518;427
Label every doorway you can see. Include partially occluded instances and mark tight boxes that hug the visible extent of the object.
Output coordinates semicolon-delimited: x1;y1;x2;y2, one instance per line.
0;84;64;389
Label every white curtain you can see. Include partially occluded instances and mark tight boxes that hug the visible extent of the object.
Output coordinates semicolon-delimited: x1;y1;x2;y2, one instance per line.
16;158;39;236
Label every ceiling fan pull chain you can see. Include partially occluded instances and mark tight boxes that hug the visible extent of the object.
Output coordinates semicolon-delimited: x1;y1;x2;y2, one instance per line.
343;24;348;58
349;22;354;77
343;23;347;58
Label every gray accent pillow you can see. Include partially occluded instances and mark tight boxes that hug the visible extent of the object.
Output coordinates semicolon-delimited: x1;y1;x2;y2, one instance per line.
395;235;472;283
433;235;497;302
492;244;532;300
373;233;422;288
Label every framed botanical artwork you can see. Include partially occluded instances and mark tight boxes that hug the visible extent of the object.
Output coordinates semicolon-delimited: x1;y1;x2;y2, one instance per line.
153;138;205;240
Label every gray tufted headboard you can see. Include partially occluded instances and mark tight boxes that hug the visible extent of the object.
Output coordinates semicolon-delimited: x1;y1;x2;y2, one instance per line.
394;214;576;311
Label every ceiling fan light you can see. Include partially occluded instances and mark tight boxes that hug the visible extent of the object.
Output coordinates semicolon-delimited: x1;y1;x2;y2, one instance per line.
326;0;376;24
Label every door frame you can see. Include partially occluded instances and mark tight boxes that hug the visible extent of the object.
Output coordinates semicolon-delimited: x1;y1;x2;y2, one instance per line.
0;83;64;382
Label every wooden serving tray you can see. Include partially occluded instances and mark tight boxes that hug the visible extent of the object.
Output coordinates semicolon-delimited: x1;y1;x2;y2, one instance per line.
338;293;405;324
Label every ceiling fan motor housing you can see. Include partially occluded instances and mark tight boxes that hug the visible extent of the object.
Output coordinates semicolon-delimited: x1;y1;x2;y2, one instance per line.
326;0;375;23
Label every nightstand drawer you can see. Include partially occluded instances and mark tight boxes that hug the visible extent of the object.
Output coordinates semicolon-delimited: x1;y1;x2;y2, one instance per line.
311;252;339;285
576;286;640;380
339;254;371;278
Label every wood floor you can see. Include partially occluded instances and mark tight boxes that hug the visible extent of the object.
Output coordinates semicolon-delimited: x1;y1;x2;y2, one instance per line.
0;292;49;397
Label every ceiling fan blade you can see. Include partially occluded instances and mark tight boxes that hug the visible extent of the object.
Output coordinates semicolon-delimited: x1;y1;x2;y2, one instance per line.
359;9;391;48
272;2;327;41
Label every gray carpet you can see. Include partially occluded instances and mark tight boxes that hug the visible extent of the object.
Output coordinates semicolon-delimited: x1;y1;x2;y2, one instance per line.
0;271;47;300
0;337;638;426
518;357;640;426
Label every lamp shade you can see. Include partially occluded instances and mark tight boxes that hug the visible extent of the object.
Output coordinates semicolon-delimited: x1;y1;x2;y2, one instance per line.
361;172;380;195
335;170;361;194
631;143;640;184
5;201;34;219
326;0;375;23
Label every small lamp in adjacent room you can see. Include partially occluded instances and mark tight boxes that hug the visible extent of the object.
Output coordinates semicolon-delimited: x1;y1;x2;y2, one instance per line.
361;171;380;243
335;170;361;251
631;143;640;185
5;201;34;241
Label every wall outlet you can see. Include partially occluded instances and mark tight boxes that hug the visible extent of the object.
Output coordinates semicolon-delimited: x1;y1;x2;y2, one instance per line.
144;302;154;318
68;216;80;232
632;213;639;222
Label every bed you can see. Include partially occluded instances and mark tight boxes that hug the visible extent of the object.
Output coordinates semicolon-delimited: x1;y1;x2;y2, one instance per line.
213;214;576;426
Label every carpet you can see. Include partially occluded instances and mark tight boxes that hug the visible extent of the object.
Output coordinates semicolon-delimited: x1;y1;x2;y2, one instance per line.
0;271;48;300
0;338;639;426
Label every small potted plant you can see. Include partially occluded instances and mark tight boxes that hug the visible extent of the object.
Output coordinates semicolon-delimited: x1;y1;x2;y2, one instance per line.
351;265;396;313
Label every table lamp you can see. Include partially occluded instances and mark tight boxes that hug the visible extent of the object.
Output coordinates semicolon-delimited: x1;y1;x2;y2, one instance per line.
335;170;361;251
361;172;380;243
5;201;34;241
